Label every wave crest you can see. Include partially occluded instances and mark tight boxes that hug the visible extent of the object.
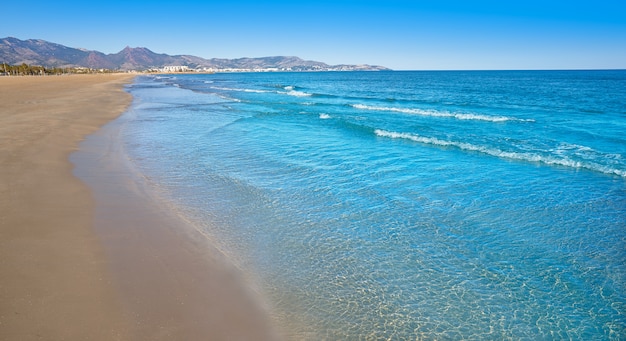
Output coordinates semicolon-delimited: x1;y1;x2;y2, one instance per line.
374;129;626;177
353;104;532;123
285;90;312;97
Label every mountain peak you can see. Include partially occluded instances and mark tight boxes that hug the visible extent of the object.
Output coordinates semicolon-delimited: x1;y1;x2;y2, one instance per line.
122;46;149;52
0;37;391;71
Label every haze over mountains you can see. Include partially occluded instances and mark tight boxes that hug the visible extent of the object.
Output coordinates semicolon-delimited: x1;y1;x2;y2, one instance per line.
0;37;390;72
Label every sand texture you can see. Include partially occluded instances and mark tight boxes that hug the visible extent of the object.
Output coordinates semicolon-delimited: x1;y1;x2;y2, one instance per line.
0;75;280;340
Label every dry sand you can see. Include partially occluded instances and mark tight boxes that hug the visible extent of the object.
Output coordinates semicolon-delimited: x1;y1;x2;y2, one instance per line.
0;74;281;340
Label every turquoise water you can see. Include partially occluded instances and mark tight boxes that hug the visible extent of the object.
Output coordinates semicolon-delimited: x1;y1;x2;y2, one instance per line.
120;71;625;340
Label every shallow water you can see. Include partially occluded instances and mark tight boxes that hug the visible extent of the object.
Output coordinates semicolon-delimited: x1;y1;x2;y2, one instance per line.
120;71;625;339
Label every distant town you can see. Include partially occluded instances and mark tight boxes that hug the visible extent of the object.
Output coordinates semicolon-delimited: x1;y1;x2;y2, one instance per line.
0;64;389;76
1;37;391;75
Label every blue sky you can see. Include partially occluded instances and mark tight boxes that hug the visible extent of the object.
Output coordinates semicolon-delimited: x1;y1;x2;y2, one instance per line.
2;0;625;70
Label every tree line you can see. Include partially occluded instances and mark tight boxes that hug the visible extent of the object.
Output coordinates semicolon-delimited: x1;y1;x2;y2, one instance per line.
1;63;116;75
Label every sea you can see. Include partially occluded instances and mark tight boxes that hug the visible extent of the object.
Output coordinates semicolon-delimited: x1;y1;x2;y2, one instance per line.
117;70;625;340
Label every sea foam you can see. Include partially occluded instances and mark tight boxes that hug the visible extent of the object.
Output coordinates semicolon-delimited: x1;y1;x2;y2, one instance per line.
374;129;626;177
211;86;271;93
353;104;532;122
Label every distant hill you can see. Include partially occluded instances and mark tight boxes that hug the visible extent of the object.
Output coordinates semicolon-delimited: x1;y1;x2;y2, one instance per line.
0;37;390;72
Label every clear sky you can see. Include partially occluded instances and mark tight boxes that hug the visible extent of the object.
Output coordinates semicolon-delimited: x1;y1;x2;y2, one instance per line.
2;0;625;70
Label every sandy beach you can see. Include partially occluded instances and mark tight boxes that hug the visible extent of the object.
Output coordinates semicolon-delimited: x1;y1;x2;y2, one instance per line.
0;75;280;340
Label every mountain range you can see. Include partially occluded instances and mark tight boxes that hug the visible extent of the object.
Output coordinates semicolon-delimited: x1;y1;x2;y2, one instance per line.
0;37;390;72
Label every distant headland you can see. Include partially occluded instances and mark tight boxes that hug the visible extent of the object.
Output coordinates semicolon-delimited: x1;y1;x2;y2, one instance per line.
0;37;391;73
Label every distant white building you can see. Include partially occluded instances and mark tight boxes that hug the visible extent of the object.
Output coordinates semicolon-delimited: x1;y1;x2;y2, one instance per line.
161;65;189;72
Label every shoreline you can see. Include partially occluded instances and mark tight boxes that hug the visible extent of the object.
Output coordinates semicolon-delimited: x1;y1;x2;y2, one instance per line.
0;74;280;340
72;76;282;340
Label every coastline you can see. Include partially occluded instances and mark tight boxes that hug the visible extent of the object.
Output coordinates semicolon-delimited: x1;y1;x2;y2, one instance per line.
0;74;280;340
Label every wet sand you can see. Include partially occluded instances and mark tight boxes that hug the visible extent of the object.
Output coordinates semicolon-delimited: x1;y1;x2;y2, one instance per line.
0;74;280;340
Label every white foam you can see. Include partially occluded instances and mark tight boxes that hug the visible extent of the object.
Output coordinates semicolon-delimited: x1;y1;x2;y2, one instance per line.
374;129;626;177
353;104;532;123
285;90;312;97
319;113;331;119
554;142;596;159
210;86;271;93
557;142;593;152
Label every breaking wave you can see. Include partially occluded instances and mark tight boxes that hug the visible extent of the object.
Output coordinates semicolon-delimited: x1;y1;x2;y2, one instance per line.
353;104;533;123
282;85;312;97
374;129;626;177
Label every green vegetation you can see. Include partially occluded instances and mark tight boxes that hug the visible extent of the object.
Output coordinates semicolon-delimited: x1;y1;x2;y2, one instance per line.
0;63;117;75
